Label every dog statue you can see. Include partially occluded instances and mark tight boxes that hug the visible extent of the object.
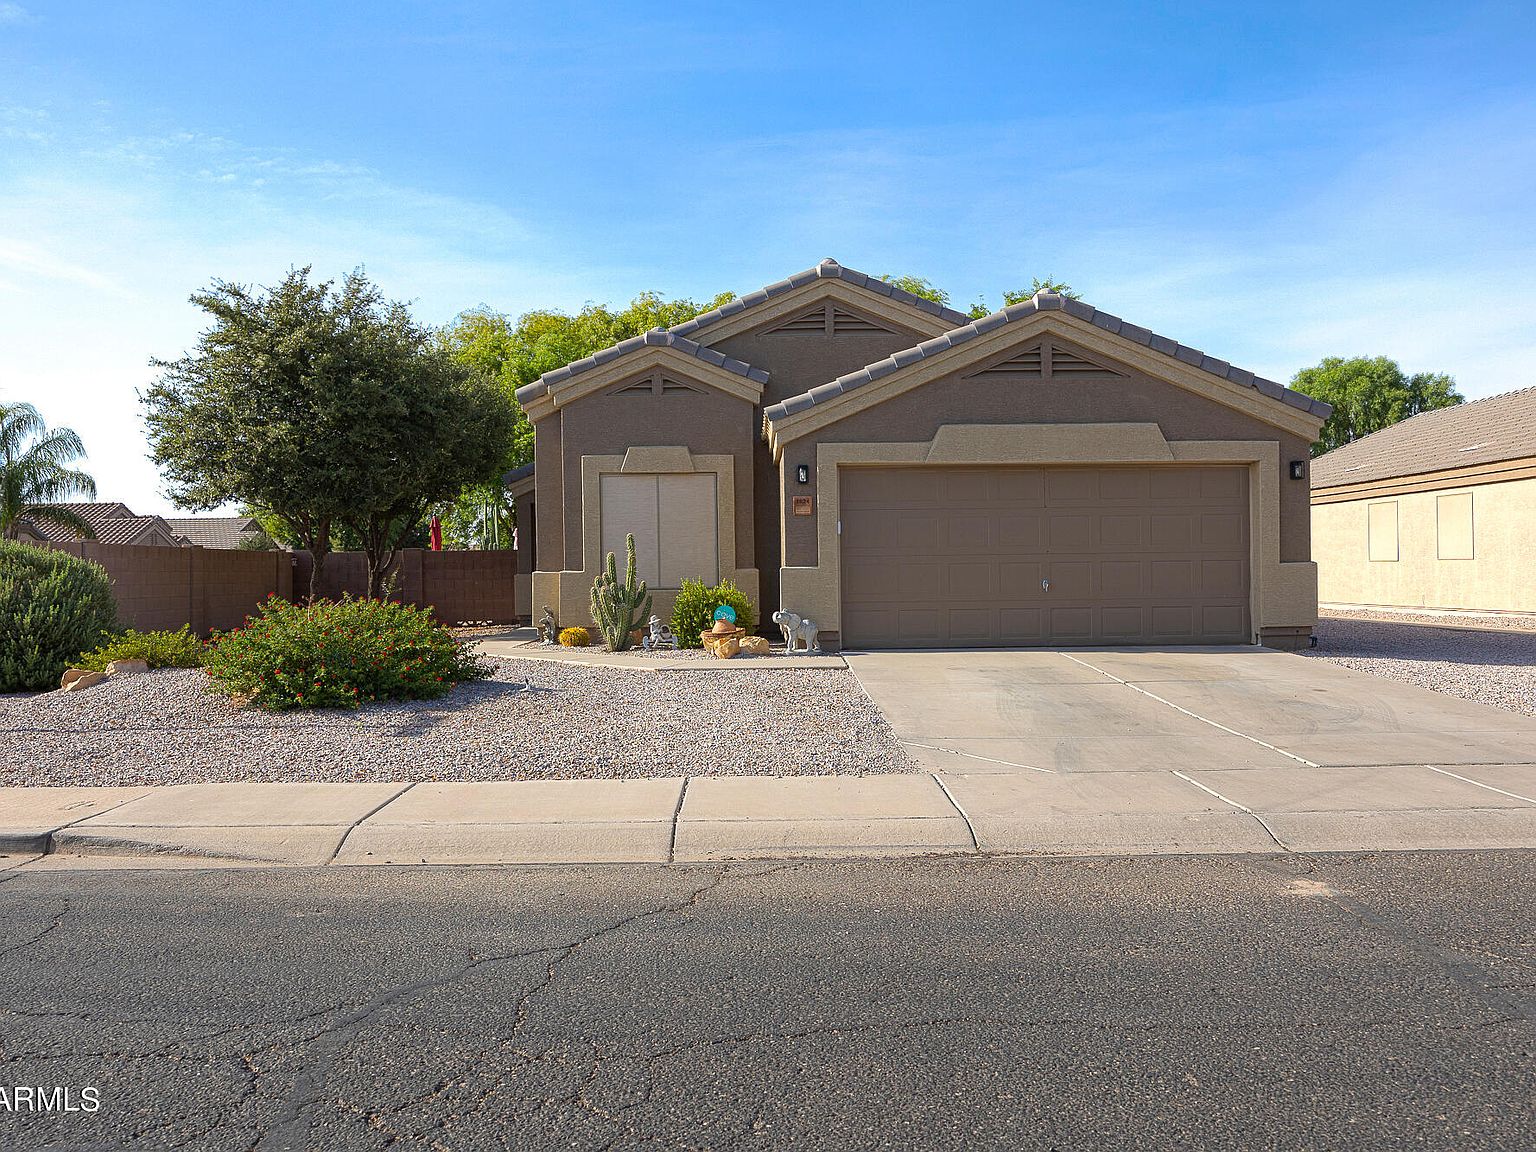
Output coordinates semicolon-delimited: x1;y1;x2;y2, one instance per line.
642;615;678;651
772;609;821;654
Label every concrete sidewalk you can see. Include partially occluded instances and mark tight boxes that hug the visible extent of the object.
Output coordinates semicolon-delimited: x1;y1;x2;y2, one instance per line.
1;762;1534;871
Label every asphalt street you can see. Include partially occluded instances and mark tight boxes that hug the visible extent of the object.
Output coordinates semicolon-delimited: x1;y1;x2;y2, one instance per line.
0;853;1531;1151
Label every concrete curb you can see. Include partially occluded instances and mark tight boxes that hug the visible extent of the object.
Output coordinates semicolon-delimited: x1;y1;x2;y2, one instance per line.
2;763;1536;872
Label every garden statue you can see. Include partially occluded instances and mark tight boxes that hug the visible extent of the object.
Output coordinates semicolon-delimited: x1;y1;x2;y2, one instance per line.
538;605;559;645
772;609;821;654
642;615;678;651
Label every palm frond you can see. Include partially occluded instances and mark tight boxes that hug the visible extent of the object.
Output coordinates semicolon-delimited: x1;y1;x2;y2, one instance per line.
0;401;46;461
24;462;97;504
16;504;96;540
17;426;89;472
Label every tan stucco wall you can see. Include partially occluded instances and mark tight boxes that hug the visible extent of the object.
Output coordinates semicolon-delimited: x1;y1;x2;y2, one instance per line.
1313;476;1536;613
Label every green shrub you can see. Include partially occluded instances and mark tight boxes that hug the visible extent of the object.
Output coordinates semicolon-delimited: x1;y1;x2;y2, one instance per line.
0;542;119;693
670;579;756;648
558;626;591;647
77;626;206;672
203;595;491;711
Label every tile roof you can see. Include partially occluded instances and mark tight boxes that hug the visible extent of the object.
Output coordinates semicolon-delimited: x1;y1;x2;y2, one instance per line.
762;291;1333;426
20;502;186;546
502;462;535;486
666;258;973;340
165;516;264;549
1311;385;1536;488
514;329;770;407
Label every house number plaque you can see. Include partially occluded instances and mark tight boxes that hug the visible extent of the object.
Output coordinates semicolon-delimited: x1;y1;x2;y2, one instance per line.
792;495;814;516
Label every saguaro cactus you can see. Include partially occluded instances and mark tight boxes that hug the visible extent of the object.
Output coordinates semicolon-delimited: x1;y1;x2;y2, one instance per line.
590;534;652;652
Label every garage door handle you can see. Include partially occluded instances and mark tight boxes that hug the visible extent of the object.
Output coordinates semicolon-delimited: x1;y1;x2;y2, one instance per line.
1041;579;1050;592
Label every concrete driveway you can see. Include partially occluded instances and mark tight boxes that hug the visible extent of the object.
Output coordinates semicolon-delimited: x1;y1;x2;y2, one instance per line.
846;647;1536;855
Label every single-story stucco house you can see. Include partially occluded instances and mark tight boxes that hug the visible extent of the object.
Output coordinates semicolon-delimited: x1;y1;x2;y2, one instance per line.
1311;385;1536;615
507;260;1330;650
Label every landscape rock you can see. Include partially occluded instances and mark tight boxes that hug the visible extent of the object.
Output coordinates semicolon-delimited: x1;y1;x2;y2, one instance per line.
62;671;107;693
105;659;150;676
59;668;92;690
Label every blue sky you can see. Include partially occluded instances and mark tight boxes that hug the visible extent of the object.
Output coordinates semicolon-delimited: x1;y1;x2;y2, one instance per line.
2;1;1534;515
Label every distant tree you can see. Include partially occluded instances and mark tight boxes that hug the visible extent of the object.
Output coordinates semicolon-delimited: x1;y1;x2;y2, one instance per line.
878;275;952;307
437;288;736;545
966;277;1081;319
143;267;516;598
1290;356;1463;456
0;401;98;541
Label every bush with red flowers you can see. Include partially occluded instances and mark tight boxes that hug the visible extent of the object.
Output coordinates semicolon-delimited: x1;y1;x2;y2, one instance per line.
203;595;491;710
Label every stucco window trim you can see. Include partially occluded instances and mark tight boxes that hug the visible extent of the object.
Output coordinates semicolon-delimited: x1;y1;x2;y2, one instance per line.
776;423;1316;640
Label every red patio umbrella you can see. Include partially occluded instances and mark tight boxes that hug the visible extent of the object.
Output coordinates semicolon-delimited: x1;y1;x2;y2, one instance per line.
429;515;442;551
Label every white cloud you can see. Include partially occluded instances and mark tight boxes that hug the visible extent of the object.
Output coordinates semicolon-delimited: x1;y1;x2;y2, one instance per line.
0;3;32;26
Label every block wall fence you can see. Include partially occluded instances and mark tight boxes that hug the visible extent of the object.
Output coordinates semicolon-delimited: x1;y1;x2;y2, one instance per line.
38;543;522;633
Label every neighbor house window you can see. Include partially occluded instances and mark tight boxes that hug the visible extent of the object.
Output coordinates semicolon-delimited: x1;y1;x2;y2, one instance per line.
599;473;718;588
1436;492;1475;560
1367;500;1399;562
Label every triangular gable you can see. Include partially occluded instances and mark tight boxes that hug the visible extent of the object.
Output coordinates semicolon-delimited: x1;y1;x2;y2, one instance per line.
668;259;971;344
964;340;1125;381
763;303;901;337
763;291;1331;456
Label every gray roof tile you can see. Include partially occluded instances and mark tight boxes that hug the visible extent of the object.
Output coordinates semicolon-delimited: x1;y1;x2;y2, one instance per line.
1309;388;1536;487
762;290;1333;430
514;327;769;405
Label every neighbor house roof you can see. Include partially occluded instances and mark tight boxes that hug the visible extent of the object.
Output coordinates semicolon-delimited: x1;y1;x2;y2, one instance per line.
1311;386;1536;489
165;516;264;549
19;502;186;547
762;290;1333;425
514;329;770;407
666;258;974;340
501;462;535;487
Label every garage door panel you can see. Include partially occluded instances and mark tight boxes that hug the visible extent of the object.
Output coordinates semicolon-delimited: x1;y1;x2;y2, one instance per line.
946;515;991;550
840;465;1250;648
1201;513;1245;549
1049;514;1092;550
997;512;1045;550
1100;514;1145;548
995;469;1045;504
1100;560;1144;598
947;563;993;599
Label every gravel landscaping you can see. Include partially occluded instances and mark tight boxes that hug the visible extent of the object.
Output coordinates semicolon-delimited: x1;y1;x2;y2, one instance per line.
1306;614;1536;717
0;656;913;786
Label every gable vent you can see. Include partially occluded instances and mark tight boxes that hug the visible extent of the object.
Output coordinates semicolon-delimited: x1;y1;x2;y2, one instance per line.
610;374;703;397
1050;346;1123;377
831;307;893;335
767;304;897;336
769;307;831;335
972;345;1044;378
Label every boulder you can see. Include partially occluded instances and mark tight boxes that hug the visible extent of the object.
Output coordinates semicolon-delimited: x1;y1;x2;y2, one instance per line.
105;659;150;676
59;668;92;690
63;670;107;692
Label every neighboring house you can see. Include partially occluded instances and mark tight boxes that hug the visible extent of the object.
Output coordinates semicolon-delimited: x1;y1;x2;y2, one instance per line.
165;516;268;550
17;502;185;548
1311;386;1536;614
511;259;1329;650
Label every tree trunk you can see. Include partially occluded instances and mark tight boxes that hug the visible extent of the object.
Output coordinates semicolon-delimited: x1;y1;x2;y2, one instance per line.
304;516;331;604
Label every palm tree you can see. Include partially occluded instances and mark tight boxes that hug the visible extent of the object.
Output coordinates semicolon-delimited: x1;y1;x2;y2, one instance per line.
0;401;99;541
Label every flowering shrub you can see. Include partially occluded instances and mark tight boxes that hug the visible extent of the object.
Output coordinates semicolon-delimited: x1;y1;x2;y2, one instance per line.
77;626;206;673
558;626;591;647
203;595;491;710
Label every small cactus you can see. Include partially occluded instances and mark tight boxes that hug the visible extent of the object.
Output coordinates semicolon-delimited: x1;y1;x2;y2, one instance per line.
557;626;591;648
590;534;652;652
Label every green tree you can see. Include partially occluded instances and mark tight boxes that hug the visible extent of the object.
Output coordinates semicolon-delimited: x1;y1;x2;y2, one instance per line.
878;275;951;307
1290;356;1463;456
436;288;735;546
143;267;516;598
966;277;1081;319
0;401;98;541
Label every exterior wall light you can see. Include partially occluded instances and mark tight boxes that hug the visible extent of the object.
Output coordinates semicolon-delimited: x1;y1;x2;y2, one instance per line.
1289;460;1306;480
797;464;810;484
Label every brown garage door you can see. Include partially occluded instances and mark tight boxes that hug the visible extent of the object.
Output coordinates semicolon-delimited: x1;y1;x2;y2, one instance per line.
840;465;1250;648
